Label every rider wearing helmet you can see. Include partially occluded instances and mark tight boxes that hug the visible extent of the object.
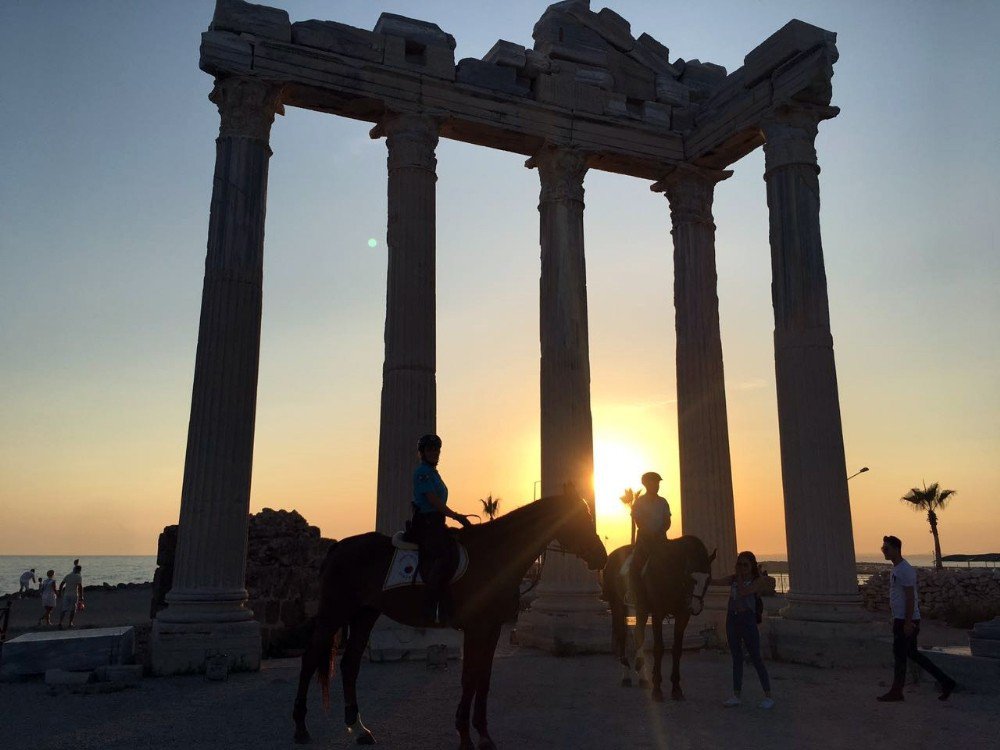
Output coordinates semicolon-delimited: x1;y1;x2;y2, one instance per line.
412;434;470;625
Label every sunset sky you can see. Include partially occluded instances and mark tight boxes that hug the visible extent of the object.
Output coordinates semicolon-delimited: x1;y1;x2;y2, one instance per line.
1;1;997;559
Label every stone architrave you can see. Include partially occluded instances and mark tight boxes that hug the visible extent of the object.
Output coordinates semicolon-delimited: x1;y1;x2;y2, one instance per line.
516;146;607;653
761;104;866;623
652;165;738;581
151;76;284;674
373;113;440;535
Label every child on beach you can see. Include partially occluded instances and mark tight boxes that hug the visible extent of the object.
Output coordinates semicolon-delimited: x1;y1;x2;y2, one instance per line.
37;570;57;625
711;550;774;709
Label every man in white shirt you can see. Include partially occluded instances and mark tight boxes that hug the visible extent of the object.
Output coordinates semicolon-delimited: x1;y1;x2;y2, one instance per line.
628;472;672;599
19;569;36;596
877;535;956;702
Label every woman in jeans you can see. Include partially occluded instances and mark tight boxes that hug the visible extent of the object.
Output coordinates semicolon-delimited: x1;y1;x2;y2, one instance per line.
711;551;773;709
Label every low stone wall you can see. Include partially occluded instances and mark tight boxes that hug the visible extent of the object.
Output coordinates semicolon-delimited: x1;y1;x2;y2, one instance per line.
861;568;1000;624
151;508;335;657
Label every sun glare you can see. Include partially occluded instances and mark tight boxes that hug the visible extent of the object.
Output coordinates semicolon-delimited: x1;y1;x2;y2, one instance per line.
593;438;651;526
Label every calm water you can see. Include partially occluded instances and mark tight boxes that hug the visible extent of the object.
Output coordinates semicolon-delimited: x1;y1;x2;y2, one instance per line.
0;556;156;596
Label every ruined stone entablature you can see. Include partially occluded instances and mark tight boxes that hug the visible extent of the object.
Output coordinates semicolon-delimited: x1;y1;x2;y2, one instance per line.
201;0;839;178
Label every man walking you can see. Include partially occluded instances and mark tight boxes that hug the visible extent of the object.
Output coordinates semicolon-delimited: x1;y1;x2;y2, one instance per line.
877;535;956;702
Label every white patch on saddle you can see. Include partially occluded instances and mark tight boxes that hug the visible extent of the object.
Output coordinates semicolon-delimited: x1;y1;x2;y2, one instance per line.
391;531;419;550
382;544;469;591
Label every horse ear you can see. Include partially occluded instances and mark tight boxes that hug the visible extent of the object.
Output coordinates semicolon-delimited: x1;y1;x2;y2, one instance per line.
708;548;718;564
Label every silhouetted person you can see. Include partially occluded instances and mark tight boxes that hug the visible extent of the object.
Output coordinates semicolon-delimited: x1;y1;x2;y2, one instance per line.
18;568;36;596
58;565;84;629
712;551;773;709
411;434;470;624
37;570;57;625
877;535;956;702
629;472;671;598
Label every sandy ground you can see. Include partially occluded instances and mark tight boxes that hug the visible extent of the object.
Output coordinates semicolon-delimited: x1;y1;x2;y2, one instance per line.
1;633;995;750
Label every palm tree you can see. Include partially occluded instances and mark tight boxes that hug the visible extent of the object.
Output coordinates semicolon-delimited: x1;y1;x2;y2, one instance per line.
900;482;957;570
479;494;501;521
620;487;643;546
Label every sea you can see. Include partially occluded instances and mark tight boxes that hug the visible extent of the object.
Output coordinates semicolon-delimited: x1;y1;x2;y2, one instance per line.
1;556;156;597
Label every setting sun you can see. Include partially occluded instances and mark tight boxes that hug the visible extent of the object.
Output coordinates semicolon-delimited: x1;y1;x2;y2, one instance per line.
593;437;659;550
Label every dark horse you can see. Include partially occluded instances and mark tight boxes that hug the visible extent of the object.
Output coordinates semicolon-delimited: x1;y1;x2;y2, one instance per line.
293;492;607;748
602;537;714;701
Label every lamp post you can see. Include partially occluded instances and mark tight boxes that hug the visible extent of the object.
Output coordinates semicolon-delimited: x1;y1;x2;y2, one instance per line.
847;466;870;481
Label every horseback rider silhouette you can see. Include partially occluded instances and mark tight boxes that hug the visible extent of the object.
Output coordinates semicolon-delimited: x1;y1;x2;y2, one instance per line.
629;471;671;601
411;434;471;624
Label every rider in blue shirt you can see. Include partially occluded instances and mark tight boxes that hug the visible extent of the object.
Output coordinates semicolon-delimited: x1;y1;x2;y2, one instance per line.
411;434;470;625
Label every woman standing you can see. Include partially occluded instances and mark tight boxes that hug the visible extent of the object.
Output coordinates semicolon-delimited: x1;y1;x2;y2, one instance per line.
711;551;774;709
37;570;57;626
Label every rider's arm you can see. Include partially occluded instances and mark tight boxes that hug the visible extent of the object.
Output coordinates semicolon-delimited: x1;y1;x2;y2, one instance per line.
423;491;467;524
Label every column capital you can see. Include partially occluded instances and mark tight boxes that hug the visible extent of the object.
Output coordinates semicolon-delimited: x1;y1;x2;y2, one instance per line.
526;146;589;204
373;112;440;173
651;164;733;227
210;77;284;142
760;104;839;175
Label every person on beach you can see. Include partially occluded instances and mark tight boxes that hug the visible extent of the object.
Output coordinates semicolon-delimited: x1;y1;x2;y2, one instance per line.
58;565;84;628
877;535;957;702
37;570;57;625
711;550;774;709
19;568;36;596
628;471;671;596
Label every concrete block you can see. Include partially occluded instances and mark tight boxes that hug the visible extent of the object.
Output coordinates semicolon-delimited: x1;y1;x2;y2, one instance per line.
291;20;383;63
1;627;135;679
210;0;290;43
366;621;462;663
919;647;1000;694
94;664;143;684
45;669;92;686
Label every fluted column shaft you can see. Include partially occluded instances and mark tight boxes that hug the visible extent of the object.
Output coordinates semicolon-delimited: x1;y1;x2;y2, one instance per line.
652;165;738;577
374;114;439;535
162;77;283;624
762;105;863;621
530;146;601;610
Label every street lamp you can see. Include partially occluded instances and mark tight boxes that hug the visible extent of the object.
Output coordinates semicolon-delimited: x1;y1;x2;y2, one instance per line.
847;466;870;481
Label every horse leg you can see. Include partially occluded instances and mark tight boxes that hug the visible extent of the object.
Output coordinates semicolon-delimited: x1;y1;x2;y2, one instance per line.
633;606;649;689
456;630;482;750
472;623;502;750
650;614;665;703
671;610;690;701
611;601;631;687
342;607;380;745
293;617;341;744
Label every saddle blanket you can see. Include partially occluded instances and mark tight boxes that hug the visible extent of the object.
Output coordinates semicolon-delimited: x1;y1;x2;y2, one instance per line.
383;544;469;591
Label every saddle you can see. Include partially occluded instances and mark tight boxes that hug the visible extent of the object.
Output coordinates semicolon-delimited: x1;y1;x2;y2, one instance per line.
383;542;468;591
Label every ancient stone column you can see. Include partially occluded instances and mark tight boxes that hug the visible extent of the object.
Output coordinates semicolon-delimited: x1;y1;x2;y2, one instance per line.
762;104;866;622
517;146;606;652
373;113;439;535
151;76;283;674
652;165;738;580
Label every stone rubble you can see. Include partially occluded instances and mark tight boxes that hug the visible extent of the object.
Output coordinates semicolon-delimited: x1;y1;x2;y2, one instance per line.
860;568;1000;621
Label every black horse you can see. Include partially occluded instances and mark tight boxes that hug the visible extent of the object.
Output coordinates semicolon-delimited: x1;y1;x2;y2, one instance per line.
293;492;607;749
603;536;714;701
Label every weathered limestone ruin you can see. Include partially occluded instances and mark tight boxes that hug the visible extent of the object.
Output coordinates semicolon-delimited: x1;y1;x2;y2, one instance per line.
152;0;864;671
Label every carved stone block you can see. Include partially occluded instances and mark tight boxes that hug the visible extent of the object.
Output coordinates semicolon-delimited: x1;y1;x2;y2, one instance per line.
457;59;530;96
482;40;527;69
291;20;383;62
211;0;290;43
655;74;690;106
382;34;456;81
744;19;837;87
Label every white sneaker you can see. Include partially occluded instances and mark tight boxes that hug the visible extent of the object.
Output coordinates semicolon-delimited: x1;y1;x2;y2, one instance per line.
759;698;775;709
723;696;742;707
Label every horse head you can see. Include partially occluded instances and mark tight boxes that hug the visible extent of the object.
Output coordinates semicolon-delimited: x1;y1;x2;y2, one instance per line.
552;488;608;571
685;541;714;616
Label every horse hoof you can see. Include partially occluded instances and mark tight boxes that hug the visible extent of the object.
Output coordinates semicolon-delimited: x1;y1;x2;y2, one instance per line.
638;678;650;689
672;688;685;701
478;739;498;750
651;688;665;703
620;677;632;688
293;730;311;745
458;739;475;750
356;732;376;746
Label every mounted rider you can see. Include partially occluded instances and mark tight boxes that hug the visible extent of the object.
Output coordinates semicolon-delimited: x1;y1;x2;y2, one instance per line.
629;471;672;599
412;433;471;625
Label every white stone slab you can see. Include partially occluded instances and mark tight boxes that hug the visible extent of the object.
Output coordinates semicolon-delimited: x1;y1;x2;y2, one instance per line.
1;626;135;678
